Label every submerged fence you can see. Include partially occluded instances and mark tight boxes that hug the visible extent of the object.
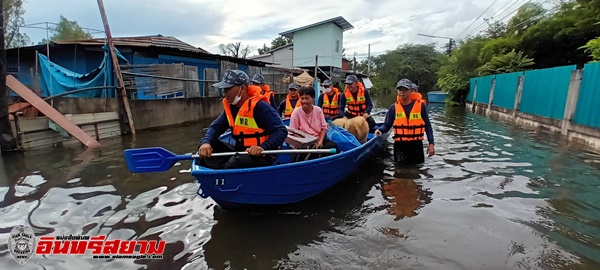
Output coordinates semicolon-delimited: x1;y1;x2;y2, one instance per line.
467;62;600;132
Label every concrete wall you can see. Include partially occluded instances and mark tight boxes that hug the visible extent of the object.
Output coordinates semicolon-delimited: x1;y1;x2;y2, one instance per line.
467;69;600;152
251;46;294;69
52;93;289;131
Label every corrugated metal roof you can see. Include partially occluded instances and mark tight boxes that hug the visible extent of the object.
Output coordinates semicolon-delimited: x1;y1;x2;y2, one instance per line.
53;35;210;54
279;17;354;38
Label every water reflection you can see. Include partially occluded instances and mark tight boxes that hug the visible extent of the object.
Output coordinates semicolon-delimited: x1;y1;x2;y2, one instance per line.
202;159;387;270
381;166;433;220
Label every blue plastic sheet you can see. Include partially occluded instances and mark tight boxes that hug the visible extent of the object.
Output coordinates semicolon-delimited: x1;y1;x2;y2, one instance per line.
327;124;361;151
38;45;128;98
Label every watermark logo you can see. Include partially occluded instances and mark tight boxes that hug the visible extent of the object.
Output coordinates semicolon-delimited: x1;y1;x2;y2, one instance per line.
8;225;36;265
7;225;165;265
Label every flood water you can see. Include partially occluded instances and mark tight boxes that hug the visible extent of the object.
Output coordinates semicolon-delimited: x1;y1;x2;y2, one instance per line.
1;92;600;269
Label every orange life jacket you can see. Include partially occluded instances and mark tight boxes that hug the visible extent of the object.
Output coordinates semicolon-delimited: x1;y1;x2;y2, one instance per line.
223;96;269;149
321;90;339;118
261;85;274;105
284;94;301;119
393;100;425;142
247;85;262;97
344;84;367;117
410;92;427;105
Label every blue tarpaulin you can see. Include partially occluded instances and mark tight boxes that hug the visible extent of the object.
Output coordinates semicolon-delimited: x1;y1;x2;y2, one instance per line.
38;45;128;98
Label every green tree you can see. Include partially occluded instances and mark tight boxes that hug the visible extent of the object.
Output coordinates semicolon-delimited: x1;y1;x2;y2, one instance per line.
581;36;600;61
4;0;31;48
476;49;535;75
436;37;487;102
256;36;292;55
370;44;444;94
505;2;546;37
39;16;93;44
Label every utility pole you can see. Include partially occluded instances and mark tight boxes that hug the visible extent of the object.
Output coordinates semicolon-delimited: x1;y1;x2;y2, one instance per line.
0;0;18;153
314;55;319;105
417;33;455;55
367;44;371;76
353;52;357;75
97;0;135;135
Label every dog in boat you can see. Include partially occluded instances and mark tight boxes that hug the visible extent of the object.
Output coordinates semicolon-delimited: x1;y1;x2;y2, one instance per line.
331;116;369;143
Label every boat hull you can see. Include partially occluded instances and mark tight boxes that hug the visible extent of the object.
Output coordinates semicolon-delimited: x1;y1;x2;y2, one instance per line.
191;131;390;208
427;91;447;103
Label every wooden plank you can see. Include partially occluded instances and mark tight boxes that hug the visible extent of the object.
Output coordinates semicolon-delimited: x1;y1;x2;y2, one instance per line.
10;117;48;133
67;112;119;125
20;123;121;149
6;75;101;148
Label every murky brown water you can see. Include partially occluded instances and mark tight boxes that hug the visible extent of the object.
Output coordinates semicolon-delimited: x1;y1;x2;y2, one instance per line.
1;93;600;269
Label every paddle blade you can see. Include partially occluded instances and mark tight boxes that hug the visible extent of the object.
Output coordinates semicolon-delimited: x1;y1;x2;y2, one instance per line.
124;147;185;173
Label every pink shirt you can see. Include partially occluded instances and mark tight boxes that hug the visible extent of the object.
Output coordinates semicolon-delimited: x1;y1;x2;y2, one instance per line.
290;105;328;137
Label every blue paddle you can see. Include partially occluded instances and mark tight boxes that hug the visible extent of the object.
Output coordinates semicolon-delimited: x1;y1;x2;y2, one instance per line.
123;147;337;173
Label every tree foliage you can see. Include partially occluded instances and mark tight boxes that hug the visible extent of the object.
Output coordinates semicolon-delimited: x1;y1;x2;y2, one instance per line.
257;36;292;55
4;0;31;48
436;0;600;104
369;44;444;94
39;16;93;44
219;42;250;58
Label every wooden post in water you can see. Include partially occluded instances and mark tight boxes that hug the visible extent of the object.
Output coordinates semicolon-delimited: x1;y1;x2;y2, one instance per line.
314;55;319;105
0;0;18;153
97;0;136;135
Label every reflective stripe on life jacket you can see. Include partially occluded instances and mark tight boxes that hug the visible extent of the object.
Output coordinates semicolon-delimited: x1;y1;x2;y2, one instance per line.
284;94;301;119
344;84;367;117
223;96;269;149
393;100;425;142
321;91;339;118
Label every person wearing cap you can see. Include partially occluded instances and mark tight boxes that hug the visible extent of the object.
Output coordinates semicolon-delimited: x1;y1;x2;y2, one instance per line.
198;70;288;169
317;79;340;119
277;82;301;119
251;74;277;109
338;74;376;131
410;83;426;105
374;78;435;164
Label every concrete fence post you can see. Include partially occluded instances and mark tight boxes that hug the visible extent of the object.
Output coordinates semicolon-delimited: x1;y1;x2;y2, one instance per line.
486;77;496;116
561;69;583;136
471;81;478;113
512;75;524;119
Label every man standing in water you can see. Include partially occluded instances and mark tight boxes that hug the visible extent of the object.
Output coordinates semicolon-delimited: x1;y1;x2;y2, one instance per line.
374;79;435;164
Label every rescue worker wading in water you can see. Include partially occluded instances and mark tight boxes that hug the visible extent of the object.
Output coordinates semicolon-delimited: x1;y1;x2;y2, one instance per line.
198;70;288;169
251;74;277;109
374;79;435;164
277;82;301;119
317;79;340;119
337;75;376;132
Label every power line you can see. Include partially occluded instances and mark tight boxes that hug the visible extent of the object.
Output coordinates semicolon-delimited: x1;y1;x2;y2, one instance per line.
463;0;536;39
457;0;499;39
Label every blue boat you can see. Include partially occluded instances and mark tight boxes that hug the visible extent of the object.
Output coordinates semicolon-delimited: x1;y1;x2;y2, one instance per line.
190;122;390;208
427;91;448;103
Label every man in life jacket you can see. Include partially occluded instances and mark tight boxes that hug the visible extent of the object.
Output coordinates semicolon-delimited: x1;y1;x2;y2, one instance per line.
317;79;340;119
410;83;426;105
251;74;276;109
374;78;435;164
198;70;288;169
337;75;376;131
277;82;301;119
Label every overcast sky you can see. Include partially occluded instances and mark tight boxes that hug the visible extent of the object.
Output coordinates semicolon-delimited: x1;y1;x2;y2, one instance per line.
21;0;532;60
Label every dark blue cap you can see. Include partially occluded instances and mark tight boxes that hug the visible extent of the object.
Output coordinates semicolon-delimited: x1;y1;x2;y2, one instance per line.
251;74;264;84
322;79;333;86
288;82;300;89
344;75;359;84
396;78;413;90
212;70;250;89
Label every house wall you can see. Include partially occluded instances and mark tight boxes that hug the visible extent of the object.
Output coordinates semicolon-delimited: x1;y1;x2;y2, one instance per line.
293;23;343;68
251;47;294;69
